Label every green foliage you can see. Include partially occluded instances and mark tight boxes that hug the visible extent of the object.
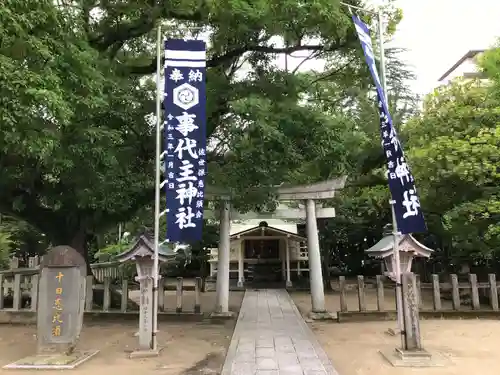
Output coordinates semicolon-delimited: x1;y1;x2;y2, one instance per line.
94;242;130;262
0;0;156;255
0;215;50;265
0;0;402;268
211;93;353;211
0;229;13;270
404;48;500;262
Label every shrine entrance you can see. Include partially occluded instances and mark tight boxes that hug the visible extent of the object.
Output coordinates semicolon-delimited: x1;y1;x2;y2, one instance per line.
244;238;280;259
208;220;310;289
244;238;282;285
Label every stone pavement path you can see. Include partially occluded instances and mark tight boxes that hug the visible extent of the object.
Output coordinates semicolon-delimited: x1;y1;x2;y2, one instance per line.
221;289;340;375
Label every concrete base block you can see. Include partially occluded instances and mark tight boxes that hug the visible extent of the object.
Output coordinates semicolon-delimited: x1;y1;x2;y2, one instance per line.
209;311;235;320
132;330;162;337
129;347;163;359
380;348;448;367
3;350;99;370
285;280;293;288
307;311;336;321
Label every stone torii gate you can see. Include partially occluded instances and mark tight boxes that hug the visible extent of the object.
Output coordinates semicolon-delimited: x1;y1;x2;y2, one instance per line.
205;177;346;317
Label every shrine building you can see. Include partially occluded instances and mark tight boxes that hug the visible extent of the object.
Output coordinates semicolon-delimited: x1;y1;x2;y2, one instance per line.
208;218;309;288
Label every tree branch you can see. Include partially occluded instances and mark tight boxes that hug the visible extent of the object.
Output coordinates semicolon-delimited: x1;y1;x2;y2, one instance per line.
308;56;358;86
128;41;350;75
0;189;67;237
89;2;205;52
291;51;322;74
90;12;155;51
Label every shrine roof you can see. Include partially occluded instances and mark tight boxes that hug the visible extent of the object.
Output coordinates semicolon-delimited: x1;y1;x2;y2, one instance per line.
230;225;306;241
115;234;183;263
365;234;433;258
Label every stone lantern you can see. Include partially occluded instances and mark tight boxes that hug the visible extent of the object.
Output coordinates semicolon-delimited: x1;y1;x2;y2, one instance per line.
115;231;184;357
365;224;433;281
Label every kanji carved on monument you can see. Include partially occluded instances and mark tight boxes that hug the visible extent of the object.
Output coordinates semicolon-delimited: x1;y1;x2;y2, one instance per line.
37;246;86;350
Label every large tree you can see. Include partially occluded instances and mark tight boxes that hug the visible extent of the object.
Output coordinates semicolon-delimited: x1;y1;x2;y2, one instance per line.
404;47;500;264
0;0;401;264
1;1;156;261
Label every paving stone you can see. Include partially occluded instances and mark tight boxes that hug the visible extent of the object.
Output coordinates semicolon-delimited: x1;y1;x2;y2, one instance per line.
292;338;310;345
231;362;256;375
303;371;327;375
276;345;296;354
276;353;299;365
294;343;315;351
279;366;305;375
234;352;256;363
322;365;339;375
298;360;324;372
297;351;319;360
275;337;293;346
238;343;256;352
239;338;256;345
220;290;340;375
256;371;279;375
256;358;278;370
256;348;276;358
256;339;275;348
317;354;331;366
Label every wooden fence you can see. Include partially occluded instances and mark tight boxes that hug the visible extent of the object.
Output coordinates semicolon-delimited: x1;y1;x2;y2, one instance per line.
333;274;500;321
5;256;123;282
4;256;500;322
0;257;202;316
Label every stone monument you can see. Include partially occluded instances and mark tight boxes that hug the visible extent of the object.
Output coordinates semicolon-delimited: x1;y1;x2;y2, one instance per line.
4;245;99;370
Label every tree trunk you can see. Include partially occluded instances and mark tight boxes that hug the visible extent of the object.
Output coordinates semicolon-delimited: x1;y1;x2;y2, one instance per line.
199;253;207;292
319;219;333;291
322;249;333;291
69;223;93;275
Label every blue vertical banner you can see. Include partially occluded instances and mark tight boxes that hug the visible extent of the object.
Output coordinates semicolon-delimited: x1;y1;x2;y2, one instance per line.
352;15;426;234
164;39;207;242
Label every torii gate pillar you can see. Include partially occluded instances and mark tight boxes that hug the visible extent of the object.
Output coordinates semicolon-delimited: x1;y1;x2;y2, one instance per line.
278;177;346;314
305;199;325;312
214;200;231;315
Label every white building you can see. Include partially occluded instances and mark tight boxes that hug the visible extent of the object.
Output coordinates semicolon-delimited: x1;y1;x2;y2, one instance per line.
437;49;486;84
208;218;309;287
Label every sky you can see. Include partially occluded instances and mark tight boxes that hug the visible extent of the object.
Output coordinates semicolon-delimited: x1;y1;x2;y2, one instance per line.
278;0;500;96
391;0;500;94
